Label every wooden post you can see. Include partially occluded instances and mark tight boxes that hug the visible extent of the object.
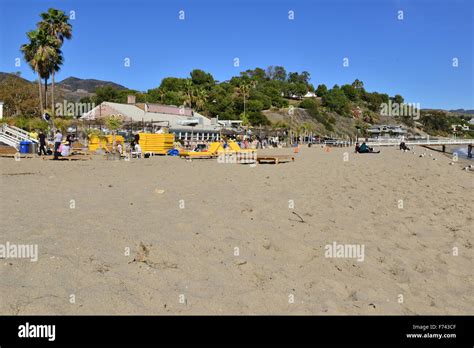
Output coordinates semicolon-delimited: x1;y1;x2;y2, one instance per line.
468;144;472;158
442;145;446;153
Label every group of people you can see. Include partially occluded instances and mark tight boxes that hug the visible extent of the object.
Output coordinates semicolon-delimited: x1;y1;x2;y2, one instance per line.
29;129;75;159
354;140;411;154
52;130;76;159
127;133;142;157
354;141;380;154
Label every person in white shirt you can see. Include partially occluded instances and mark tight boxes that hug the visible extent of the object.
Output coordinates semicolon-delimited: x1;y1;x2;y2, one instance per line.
53;130;63;160
134;143;142;155
60;143;71;157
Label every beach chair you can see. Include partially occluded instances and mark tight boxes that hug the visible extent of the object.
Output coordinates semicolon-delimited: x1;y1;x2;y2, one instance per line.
227;140;256;154
226;141;257;163
179;142;223;159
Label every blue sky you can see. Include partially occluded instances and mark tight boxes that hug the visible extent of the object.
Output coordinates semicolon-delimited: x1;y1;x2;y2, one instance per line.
0;0;472;109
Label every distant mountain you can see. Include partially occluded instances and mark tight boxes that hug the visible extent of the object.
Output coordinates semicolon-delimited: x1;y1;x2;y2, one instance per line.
0;72;129;102
449;109;474;115
57;76;127;93
0;72;31;84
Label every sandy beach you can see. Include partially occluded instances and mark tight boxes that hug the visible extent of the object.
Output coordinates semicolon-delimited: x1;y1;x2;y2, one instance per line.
0;146;472;315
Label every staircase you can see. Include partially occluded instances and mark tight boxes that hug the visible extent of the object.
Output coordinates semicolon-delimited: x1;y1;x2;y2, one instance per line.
0;124;39;150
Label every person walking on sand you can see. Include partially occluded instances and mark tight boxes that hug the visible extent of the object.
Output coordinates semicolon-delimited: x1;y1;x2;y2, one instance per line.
53;129;63;160
38;130;47;156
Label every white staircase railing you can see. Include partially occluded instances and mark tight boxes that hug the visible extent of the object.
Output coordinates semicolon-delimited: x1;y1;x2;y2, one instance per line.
0;132;21;149
0;123;39;150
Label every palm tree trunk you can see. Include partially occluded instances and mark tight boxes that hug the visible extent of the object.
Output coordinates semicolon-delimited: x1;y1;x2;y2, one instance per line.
44;78;48;110
37;75;44;114
51;71;55;117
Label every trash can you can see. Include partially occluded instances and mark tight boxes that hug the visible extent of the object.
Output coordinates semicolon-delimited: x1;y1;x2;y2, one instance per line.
20;141;31;154
28;142;37;154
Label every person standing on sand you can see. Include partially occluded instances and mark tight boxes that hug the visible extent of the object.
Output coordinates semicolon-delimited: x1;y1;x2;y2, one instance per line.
38;130;47;155
53;129;63;160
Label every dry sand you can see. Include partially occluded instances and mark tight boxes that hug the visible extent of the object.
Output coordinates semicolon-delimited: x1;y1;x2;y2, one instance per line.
0;146;472;314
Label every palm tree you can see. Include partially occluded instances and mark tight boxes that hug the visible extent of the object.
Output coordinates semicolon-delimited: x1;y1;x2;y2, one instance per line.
21;28;57;115
157;88;165;104
38;8;72;117
194;86;208;112
235;82;250;120
352;79;364;89
105;115;124;154
184;79;194;108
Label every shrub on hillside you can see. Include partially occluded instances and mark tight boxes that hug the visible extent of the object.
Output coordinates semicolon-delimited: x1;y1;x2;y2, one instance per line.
299;98;318;109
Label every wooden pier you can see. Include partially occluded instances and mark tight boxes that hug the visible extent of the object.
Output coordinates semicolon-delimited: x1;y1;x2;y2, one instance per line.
366;139;474;158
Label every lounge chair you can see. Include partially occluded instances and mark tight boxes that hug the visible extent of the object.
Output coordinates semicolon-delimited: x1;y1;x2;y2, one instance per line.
179;142;224;158
225;141;257;163
227;140;256;154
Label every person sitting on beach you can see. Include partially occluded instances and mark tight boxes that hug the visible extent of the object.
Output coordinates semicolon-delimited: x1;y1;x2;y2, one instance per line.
399;142;410;151
220;139;228;149
357;142;380;154
355;142;360;153
60;143;71;157
134;142;142;156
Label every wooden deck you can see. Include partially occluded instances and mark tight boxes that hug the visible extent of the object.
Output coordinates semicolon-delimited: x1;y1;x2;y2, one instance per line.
256;155;295;164
41;155;92;161
181;154;218;160
0;153;35;159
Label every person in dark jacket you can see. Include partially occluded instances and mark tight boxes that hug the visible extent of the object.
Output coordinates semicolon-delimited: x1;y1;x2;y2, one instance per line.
399;142;410;151
38;130;47;155
358;142;380;153
354;142;360;153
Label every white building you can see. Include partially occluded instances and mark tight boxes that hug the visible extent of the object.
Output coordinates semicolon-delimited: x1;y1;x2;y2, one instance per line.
367;124;407;138
303;91;317;98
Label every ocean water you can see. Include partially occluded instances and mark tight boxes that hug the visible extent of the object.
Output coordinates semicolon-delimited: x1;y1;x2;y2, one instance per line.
452;147;473;161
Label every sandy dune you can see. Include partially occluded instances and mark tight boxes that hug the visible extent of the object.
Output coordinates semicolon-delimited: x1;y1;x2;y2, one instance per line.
0;146;472;314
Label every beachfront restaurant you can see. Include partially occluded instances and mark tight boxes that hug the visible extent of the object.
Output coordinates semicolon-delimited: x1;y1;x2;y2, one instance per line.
80;101;222;141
